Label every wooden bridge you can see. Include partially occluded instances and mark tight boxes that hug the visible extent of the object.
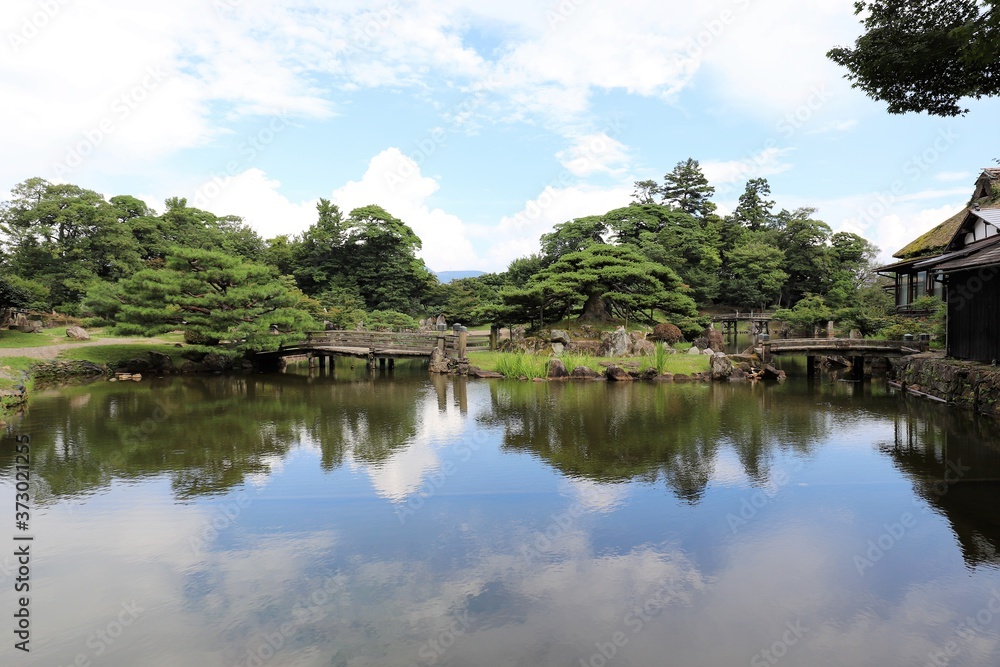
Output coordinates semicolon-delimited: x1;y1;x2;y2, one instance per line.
763;338;927;380
255;330;489;371
712;311;775;336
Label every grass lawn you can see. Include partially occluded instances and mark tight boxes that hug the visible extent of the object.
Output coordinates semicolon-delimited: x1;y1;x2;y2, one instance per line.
57;343;190;366
0;356;35;391
466;347;710;379
0;326;111;348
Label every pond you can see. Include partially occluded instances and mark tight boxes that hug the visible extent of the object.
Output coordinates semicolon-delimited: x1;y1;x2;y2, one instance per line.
2;363;1000;666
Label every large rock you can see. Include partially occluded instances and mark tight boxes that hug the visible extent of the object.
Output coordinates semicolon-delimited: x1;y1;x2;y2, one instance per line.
605;364;633;381
570;365;600;379
710;353;733;381
470;366;503;379
687;346;702;356
148;351;174;374
65;326;90;340
632;339;655;356
547;358;570;379
599;327;632;357
550;329;572;345
428;348;451;374
704;326;725;353
17;320;43;334
551;342;565;356
202;353;233;372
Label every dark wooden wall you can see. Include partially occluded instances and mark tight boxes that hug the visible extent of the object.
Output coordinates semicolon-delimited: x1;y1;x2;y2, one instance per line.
948;269;1000;363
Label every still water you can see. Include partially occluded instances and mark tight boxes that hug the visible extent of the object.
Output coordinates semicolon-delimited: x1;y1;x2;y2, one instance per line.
3;363;1000;666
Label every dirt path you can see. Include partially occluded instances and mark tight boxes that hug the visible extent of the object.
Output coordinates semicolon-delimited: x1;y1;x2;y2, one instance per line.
0;337;173;360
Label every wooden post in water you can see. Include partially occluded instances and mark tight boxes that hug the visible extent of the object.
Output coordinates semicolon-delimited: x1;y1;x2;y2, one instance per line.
388;358;395;371
490;324;499;351
458;328;468;358
379;358;386;371
308;354;316;370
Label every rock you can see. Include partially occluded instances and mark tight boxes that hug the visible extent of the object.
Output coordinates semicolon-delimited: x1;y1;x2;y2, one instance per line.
687;346;702;355
567;340;602;355
673;374;692;382
704;326;725;352
436;314;447;330
703;348;714;355
692;335;709;350
17;320;43;334
551;342;565;355
599;327;632;357
729;368;747;382
570;365;599;379
65;326;90;340
632;339;655;356
115;358;152;374
202;353;233;372
131;374;142;381
762;364;786;381
428;348;451;374
710;353;733;381
605;364;633;381
548;358;570;379
147;351;174;373
550;329;572;345
470;366;503;379
639;368;659;380
324;320;335;331
654;372;674;382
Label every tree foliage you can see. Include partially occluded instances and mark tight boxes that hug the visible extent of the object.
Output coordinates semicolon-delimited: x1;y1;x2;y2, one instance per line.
828;0;1000;116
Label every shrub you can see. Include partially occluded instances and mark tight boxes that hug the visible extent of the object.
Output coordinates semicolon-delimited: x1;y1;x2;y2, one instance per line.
364;310;418;332
650;322;683;345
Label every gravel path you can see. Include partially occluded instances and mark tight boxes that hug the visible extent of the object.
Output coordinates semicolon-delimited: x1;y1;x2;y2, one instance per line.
0;337;172;360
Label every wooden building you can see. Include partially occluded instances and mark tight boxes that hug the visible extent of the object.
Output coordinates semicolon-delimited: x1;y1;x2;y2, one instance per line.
912;169;1000;363
876;169;1000;315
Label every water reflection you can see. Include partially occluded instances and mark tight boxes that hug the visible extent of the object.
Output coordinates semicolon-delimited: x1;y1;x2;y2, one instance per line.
3;374;1000;665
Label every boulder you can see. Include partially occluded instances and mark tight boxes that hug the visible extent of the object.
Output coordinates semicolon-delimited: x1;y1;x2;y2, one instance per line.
428;348;451;374
762;364;786;381
654;372;674;382
66;326;90;340
548;358;570;379
148;351;174;374
551;342;565;355
638;368;659;380
568;340;602;355
632;339;655;356
570;365;600;379
729;368;748;382
692;335;710;350
704;326;725;353
550;329;572;345
687;346;702;356
605;364;633;381
324;320;335;331
673;374;692;382
599;327;632;357
710;353;733;381
18;320;43;334
202;353;234;372
703;348;715;355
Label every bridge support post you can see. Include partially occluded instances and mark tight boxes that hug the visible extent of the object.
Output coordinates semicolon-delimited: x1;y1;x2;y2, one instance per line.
762;341;771;364
308;354;316;370
807;355;816;378
379;358;386;371
388;359;395;371
367;352;376;372
851;357;866;382
458;329;468;358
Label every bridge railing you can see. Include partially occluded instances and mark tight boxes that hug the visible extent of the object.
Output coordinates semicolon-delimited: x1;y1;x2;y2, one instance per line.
304;330;492;355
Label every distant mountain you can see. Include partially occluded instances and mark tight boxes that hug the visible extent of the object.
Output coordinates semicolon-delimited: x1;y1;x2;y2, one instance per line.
435;270;486;283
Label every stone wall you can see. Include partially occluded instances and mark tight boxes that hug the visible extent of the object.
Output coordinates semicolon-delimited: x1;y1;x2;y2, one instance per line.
890;354;1000;417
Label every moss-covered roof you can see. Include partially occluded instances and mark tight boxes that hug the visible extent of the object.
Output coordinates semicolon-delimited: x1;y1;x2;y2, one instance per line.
894;208;969;259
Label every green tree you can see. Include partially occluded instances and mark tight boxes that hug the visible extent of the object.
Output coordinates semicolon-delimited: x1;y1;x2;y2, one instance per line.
774;295;834;334
539;215;607;261
660;158;717;219
292;199;346;294
724;241;788;309
773;208;833;307
502;244;697;326
113;247;315;351
341;205;436;313
731;178;775;232
828;0;1000;116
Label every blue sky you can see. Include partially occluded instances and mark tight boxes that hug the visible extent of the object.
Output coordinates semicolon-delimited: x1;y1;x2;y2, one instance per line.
1;0;997;272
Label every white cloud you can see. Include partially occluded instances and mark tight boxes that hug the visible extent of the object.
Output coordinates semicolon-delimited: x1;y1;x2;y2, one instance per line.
935;171;973;183
702;147;795;188
555;133;631;177
194;168;318;240
331;148;480;272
